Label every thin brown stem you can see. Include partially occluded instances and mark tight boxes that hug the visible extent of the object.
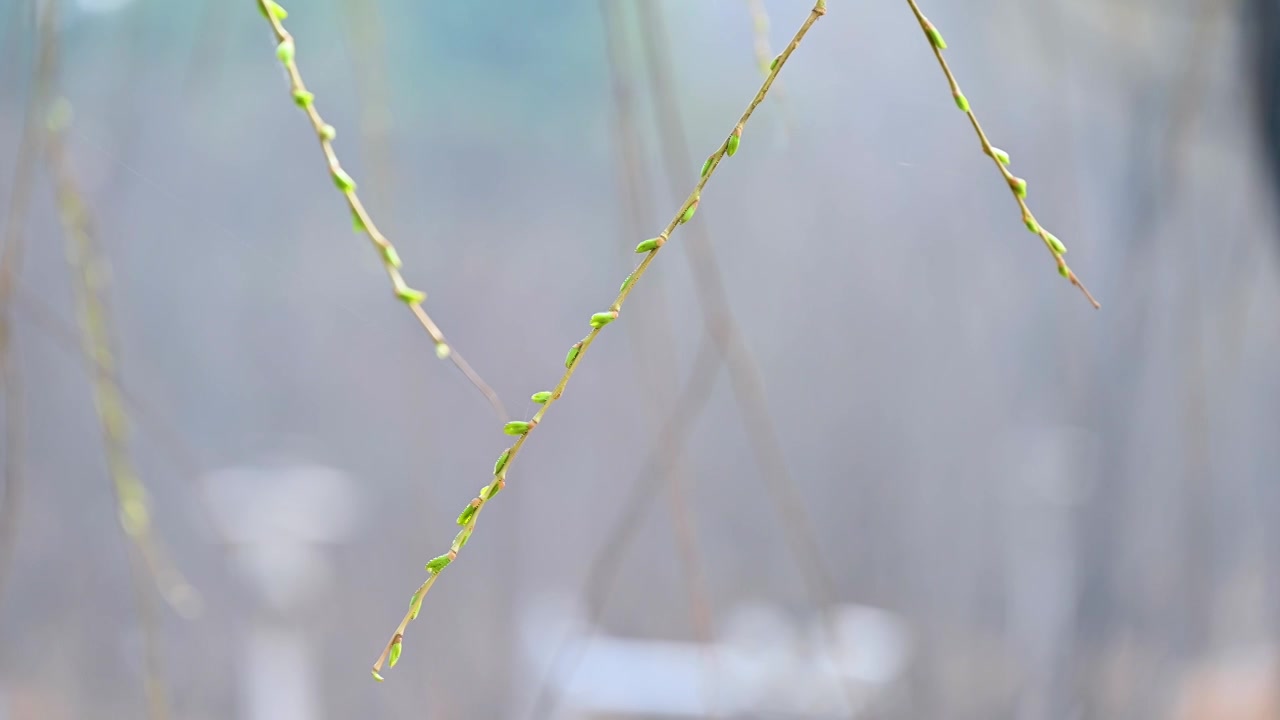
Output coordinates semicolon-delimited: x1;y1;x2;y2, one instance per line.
371;0;830;679
904;0;1100;308
254;0;508;422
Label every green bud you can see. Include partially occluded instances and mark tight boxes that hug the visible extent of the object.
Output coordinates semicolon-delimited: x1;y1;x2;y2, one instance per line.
925;24;947;50
46;98;72;132
261;1;288;20
292;89;314;108
381;245;402;268
485;478;504;499
452;527;472;549
1024;217;1039;234
1008;176;1028;198
1045;232;1067;254
276;39;295;64
388;637;403;668
409;588;423;618
634;237;663;253
479;484;493;500
425;554;453;573
531;391;553;404
372;670;384;682
320;124;337;141
565;341;582;369
727;127;742;157
1058;263;1070;278
120;500;149;535
332;167;357;192
619;274;633;293
679;197;700;224
504;421;532;435
991;147;1010;165
953;92;969;112
457;503;478;526
700;156;713;178
435;342;451;360
394;282;425;305
352;209;366;232
494;449;510;476
590;311;618;328
815;0;826;13
770;54;781;71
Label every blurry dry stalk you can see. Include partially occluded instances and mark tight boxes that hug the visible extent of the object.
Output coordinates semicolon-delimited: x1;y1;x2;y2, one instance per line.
529;2;859;713
527;339;723;720
254;0;507;422
602;0;720;710
743;0;793;139
46;100;183;720
339;0;397;205
904;0;1100;309
635;0;843;625
370;0;830;679
745;0;774;76
0;0;52;607
15;284;209;493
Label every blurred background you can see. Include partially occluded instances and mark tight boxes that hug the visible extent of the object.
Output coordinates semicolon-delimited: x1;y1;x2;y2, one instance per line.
2;0;1279;718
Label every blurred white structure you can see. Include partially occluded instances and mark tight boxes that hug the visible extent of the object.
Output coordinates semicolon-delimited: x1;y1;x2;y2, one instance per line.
520;595;912;718
204;456;361;720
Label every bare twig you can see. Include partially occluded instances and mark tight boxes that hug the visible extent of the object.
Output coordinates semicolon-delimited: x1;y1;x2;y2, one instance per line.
371;0;830;679
904;0;1100;308
254;0;508;423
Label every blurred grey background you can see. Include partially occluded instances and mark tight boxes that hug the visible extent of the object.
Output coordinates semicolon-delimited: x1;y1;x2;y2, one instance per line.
2;0;1279;718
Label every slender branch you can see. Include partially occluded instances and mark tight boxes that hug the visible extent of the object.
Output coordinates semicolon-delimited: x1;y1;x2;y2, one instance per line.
903;0;1100;308
253;0;508;423
371;0;830;679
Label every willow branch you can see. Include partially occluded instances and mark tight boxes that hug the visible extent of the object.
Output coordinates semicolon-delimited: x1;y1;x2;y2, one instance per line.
904;0;1100;308
254;0;508;422
371;0;829;679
